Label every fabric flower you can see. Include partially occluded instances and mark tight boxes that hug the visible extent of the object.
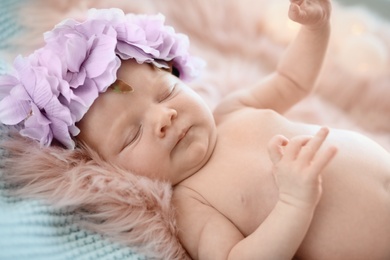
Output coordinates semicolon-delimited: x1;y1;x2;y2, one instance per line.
0;8;204;149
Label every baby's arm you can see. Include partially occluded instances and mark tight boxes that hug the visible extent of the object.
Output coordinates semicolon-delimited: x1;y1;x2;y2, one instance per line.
227;127;337;259
215;0;331;117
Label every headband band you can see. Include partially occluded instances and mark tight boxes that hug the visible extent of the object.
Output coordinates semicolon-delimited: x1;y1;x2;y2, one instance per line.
0;8;204;149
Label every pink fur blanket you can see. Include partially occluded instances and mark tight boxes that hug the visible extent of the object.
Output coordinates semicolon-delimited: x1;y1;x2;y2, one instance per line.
3;0;390;259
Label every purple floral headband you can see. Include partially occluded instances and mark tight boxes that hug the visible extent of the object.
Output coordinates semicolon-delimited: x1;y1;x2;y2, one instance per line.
0;8;204;149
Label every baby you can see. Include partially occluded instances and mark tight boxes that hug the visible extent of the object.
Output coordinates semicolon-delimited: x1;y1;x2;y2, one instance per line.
1;0;390;259
78;1;390;259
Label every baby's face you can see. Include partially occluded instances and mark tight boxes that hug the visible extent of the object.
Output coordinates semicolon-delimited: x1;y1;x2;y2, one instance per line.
77;59;217;185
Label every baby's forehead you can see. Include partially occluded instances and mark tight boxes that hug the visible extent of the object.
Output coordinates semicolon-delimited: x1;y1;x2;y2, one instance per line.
117;59;151;74
116;60;173;89
117;60;158;81
118;58;172;74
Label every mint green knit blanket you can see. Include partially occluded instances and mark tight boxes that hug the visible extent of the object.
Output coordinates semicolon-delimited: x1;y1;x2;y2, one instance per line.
0;179;144;260
0;1;145;259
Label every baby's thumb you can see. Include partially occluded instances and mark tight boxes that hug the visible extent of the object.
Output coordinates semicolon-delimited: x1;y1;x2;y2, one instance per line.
267;135;289;164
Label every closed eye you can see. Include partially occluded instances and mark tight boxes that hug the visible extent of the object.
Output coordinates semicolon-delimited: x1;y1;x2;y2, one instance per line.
160;83;177;102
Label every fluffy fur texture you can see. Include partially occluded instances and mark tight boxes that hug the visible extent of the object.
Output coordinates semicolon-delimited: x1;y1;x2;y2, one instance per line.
1;0;390;259
1;131;189;259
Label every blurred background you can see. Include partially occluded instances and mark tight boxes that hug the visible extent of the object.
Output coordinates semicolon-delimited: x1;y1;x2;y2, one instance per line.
0;0;389;73
337;0;390;20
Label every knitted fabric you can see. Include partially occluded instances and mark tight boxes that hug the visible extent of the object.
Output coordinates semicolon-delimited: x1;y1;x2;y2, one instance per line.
0;0;24;73
0;180;144;260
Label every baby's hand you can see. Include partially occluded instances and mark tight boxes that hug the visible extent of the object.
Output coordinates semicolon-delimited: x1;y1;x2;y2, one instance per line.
268;127;337;209
288;0;332;29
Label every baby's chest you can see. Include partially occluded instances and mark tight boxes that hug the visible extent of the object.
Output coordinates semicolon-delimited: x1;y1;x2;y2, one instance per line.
192;137;279;235
192;110;293;234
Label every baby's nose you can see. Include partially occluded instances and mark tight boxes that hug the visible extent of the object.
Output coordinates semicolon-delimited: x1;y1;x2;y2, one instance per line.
155;107;178;138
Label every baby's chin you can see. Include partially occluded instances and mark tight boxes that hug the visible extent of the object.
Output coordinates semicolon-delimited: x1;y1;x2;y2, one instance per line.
173;134;217;184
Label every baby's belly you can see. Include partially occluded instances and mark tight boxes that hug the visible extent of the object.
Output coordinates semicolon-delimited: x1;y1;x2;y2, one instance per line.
296;128;390;260
198;110;390;259
253;114;390;259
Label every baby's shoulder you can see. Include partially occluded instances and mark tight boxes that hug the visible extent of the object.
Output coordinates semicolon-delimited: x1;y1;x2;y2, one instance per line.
212;91;251;123
173;183;248;259
172;185;216;255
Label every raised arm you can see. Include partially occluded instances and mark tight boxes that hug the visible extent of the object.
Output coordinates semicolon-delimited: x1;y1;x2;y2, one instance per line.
215;0;331;117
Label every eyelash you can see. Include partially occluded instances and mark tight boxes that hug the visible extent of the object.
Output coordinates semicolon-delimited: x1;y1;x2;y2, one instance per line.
161;84;176;102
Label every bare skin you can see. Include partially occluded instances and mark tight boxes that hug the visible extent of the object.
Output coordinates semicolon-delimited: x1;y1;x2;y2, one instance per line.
77;0;390;259
174;110;390;259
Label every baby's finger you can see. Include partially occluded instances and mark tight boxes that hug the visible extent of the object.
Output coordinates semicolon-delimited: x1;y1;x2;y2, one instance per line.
289;3;307;22
268;135;289;164
299;127;330;164
310;146;338;176
284;135;312;161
